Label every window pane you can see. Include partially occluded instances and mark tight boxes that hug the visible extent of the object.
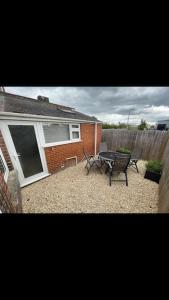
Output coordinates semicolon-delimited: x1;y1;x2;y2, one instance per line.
72;131;79;139
43;124;70;143
72;125;79;128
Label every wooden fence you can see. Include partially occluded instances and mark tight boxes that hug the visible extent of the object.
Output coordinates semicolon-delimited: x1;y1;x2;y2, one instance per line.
102;129;169;212
158;136;169;212
102;129;169;161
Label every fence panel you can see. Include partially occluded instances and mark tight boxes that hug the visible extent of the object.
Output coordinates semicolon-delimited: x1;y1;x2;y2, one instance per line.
102;129;169;160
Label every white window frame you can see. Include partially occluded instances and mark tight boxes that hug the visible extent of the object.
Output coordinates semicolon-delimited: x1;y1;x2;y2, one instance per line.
0;148;9;183
40;123;81;147
69;124;81;141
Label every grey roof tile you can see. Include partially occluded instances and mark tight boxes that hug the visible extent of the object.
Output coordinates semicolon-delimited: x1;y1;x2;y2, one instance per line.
0;92;101;122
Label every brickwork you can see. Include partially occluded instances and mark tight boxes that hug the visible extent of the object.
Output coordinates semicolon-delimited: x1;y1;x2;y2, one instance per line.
0;171;15;213
45;123;102;174
0;130;13;170
45;141;84;173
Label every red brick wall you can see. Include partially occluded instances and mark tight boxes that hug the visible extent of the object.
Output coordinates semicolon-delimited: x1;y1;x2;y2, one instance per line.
0;130;13;171
45;141;83;173
45;123;102;174
81;123;95;155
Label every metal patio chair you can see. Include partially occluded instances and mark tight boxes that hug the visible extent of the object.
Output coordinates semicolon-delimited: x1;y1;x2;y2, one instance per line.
83;149;103;175
128;148;143;173
107;153;131;186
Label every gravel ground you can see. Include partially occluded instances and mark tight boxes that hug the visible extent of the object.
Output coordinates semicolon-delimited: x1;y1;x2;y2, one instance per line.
21;160;159;213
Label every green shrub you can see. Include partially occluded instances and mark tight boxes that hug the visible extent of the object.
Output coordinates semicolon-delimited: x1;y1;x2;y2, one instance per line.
146;160;163;174
116;147;131;154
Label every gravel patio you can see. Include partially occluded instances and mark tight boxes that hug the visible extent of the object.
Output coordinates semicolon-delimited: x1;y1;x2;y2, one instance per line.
21;160;159;213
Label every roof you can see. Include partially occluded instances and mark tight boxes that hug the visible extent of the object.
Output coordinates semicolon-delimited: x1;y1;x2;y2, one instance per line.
157;120;169;123
0;91;100;122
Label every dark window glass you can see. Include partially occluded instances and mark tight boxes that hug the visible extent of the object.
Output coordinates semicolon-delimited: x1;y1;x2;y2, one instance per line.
9;125;43;178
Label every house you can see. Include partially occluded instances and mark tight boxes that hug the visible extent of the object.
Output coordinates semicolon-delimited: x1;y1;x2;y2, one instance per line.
156;120;169;131
0;91;102;188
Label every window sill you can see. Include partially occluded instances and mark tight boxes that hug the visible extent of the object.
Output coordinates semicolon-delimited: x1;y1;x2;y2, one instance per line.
43;139;82;148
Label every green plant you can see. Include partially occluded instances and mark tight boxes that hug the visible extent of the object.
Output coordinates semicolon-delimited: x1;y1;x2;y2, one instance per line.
102;122;128;129
116;147;131;154
137;119;148;130
146;160;163;174
102;123;118;129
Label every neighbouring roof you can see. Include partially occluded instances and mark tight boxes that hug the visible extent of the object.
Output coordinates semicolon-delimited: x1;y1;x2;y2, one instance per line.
157;120;169;122
0;91;101;122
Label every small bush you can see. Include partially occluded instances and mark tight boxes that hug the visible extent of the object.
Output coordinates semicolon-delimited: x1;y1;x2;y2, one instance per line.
146;160;163;174
116;147;131;154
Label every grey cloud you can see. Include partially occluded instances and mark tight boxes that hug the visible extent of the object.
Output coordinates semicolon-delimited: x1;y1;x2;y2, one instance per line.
5;86;169;124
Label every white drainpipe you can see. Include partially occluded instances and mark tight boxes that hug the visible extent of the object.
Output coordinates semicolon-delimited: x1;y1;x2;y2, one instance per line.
94;122;97;156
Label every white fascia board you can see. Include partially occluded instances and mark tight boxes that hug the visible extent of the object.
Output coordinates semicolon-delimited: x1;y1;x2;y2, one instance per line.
0;111;102;124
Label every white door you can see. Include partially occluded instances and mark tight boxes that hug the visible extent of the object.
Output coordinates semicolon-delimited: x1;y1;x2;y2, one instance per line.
0;121;49;187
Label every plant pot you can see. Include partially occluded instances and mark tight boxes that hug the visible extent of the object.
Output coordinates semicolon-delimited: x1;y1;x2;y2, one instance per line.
144;170;161;184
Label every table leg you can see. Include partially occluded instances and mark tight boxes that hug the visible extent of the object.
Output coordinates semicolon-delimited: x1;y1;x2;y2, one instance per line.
105;165;109;174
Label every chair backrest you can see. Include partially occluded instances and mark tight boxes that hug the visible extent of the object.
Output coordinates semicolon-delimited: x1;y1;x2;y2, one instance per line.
131;148;143;160
83;148;91;163
112;154;131;172
99;142;108;152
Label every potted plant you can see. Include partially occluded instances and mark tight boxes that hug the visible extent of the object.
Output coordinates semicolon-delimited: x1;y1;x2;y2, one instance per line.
116;147;131;155
144;160;163;184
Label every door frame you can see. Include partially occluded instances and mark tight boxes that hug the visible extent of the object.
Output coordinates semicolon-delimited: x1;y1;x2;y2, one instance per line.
0;120;49;187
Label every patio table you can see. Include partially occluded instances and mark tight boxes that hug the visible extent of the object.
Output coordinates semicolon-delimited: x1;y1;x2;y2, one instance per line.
98;151;117;173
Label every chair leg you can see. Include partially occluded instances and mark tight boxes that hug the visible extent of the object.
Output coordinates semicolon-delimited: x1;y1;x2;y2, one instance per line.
125;172;128;186
94;162;102;174
109;169;112;186
85;161;90;169
99;167;102;174
105;165;109;174
86;164;91;175
135;162;139;173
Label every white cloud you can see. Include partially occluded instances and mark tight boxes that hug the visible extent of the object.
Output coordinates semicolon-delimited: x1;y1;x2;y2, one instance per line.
95;113;141;125
143;105;169;114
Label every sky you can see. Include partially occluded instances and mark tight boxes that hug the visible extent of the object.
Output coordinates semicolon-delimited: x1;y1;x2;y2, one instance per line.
4;86;169;125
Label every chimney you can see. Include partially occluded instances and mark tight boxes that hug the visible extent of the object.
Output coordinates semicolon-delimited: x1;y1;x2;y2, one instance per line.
37;95;49;103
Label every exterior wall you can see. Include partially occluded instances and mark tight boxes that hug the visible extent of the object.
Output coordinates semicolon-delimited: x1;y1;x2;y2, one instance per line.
45;141;83;173
81;123;95;155
0;130;21;213
0;170;22;213
97;124;102;153
0;122;102;176
45;123;102;174
0;130;13;171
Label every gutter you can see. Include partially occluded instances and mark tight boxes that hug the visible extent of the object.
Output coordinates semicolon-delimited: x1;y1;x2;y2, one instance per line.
94;122;98;156
0;111;102;124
